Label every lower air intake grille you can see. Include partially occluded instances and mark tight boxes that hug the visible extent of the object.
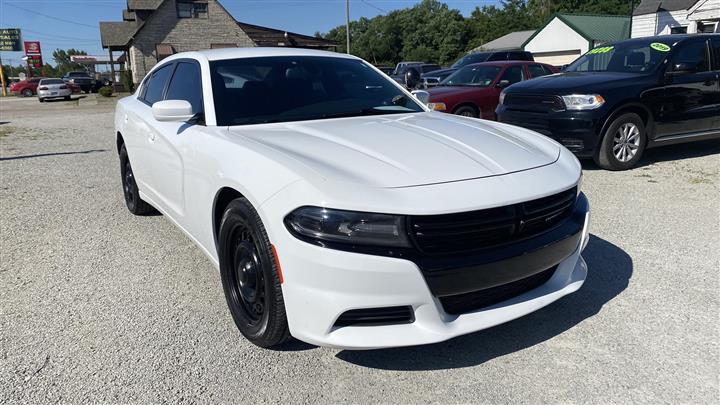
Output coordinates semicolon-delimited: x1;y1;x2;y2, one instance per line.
334;306;415;327
439;266;557;315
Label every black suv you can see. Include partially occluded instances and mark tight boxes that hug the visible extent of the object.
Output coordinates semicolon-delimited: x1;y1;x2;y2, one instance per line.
63;71;96;93
422;51;534;84
497;34;720;170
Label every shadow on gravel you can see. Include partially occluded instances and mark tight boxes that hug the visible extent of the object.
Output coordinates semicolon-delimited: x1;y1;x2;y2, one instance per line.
336;234;632;370
581;139;720;170
0;149;107;162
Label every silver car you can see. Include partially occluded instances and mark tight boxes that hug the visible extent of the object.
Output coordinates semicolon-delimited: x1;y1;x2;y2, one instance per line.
37;78;72;102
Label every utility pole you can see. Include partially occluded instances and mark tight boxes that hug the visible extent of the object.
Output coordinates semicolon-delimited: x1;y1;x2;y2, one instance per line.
0;55;6;97
627;0;635;39
345;0;350;54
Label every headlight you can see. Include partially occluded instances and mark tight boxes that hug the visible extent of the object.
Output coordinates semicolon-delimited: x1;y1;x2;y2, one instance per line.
285;207;411;247
499;90;507;105
561;94;605;110
427;102;446;111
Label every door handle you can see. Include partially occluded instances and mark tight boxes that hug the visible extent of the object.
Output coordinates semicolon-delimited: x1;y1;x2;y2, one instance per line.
149;131;156;141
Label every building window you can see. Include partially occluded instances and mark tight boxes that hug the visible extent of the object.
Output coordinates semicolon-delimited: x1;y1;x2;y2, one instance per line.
670;26;688;34
177;1;208;19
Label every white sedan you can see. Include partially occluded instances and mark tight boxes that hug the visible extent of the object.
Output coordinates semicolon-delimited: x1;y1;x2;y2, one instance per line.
37;78;72;102
115;48;590;349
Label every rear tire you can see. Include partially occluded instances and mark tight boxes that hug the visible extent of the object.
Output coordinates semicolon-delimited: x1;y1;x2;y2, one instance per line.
594;113;647;170
218;198;290;348
119;144;155;215
22;89;33;97
454;105;479;118
38;98;44;103
64;96;71;101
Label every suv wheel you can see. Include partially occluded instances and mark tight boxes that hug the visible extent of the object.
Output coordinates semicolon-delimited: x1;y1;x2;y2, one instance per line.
595;113;647;170
454;105;479;118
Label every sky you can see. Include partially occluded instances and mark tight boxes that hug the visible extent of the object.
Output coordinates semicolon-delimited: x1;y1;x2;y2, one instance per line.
0;0;501;67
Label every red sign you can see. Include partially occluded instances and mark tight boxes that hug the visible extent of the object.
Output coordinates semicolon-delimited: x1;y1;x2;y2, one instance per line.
26;55;43;68
24;41;41;55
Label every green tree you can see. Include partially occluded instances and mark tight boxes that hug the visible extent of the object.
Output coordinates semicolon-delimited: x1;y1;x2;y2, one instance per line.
52;48;88;77
41;63;57;78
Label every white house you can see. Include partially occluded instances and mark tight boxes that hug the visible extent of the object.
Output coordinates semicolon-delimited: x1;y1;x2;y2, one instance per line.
631;0;720;38
523;14;631;65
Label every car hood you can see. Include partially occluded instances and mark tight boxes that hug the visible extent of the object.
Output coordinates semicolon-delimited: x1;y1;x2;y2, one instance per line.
230;112;560;188
428;86;487;100
505;71;645;93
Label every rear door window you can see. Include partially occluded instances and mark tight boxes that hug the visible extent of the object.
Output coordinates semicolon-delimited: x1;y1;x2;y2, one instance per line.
710;38;720;71
527;64;553;77
671;40;710;72
141;64;174;105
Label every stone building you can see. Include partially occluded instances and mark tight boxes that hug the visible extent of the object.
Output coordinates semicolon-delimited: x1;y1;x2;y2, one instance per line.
100;0;337;84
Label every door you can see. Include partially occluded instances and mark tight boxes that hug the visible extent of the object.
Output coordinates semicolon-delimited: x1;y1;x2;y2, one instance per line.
143;60;205;218
711;38;720;130
655;39;717;137
127;63;175;198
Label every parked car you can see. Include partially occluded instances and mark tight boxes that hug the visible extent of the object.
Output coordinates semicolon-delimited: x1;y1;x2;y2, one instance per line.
422;51;535;85
10;77;44;97
427;61;558;119
62;71;96;93
37;78;72;102
115;48;589;350
389;62;442;86
497;34;720;170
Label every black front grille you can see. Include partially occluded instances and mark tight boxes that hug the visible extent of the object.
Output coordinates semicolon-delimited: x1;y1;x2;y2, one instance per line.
504;94;564;112
409;187;577;255
334;306;415;327
439;266;557;315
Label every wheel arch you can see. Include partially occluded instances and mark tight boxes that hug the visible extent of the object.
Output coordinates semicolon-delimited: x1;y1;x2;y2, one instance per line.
599;102;655;144
212;187;246;250
116;131;125;155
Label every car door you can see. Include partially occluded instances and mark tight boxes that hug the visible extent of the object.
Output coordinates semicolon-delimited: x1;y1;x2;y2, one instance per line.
655;38;717;137
142;60;205;218
125;63;175;200
711;37;720;130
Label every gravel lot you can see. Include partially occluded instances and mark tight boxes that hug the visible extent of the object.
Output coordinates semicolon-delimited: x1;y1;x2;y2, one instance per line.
1;94;718;404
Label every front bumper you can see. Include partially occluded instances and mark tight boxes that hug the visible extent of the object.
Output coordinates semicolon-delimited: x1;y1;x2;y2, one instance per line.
273;193;591;350
496;106;603;157
38;89;71;98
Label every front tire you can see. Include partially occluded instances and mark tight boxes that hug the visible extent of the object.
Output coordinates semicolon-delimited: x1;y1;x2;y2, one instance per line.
218;198;290;348
119;144;154;215
594;113;647;170
454;105;479;118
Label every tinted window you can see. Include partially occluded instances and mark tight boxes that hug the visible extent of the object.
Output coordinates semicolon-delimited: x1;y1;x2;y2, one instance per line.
712;39;720;70
499;65;524;84
451;53;490;68
166;62;203;114
211;56;424;126
508;52;532;61
487;53;506;61
671;40;710;72
527;64;552;77
567;40;672;73
421;64;441;73
143;64;173;105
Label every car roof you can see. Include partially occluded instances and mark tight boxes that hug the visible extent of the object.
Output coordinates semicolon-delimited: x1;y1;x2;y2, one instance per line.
611;33;718;46
162;47;361;64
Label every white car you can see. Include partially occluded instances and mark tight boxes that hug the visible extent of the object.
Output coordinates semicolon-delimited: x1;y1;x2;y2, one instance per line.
115;48;590;350
37;78;72;102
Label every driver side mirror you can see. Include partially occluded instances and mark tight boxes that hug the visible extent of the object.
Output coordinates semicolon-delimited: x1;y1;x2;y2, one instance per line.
670;62;698;74
496;79;511;89
411;90;430;104
152;100;195;122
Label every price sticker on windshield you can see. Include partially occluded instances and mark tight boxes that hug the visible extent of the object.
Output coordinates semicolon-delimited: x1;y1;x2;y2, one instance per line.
587;46;614;55
650;43;671;52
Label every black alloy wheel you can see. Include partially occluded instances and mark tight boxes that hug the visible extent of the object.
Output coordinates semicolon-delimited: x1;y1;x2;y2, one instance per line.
119;144;154;215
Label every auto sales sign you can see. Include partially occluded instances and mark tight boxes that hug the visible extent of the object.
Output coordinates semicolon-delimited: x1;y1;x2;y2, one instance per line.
0;28;22;52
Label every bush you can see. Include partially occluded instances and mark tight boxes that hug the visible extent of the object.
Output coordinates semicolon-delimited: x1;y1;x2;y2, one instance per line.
98;86;113;97
122;69;134;93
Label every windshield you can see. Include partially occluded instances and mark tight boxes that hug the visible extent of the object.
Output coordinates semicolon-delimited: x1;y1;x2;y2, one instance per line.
441;65;501;87
211;56;424;126
451;53;490;69
566;40;674;73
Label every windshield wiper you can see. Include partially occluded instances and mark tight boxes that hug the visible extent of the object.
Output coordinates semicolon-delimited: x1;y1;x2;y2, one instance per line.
318;108;413;120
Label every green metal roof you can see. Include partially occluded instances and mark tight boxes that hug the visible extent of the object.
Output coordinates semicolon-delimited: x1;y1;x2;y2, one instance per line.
523;13;631;48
